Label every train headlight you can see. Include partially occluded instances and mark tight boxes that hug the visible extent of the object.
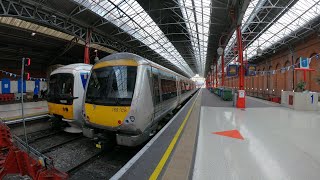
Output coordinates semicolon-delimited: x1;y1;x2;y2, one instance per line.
129;116;135;122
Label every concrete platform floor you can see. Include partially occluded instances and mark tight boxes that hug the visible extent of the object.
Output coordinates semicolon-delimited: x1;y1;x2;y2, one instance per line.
161;88;320;180
0;101;48;120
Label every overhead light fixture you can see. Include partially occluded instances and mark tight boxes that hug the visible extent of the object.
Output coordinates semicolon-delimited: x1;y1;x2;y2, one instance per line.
217;47;224;56
31;32;36;36
94;56;99;63
257;47;262;56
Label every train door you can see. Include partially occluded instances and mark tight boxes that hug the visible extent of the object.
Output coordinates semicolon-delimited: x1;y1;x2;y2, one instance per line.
177;77;181;104
151;67;161;121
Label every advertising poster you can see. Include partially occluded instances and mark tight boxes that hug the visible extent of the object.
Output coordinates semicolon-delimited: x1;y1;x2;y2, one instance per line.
227;65;238;77
246;64;256;76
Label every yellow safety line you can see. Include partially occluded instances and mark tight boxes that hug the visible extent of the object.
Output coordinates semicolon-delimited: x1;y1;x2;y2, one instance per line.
149;90;200;180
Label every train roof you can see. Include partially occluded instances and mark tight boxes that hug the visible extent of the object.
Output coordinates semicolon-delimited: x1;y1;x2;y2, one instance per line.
51;63;92;75
99;53;190;80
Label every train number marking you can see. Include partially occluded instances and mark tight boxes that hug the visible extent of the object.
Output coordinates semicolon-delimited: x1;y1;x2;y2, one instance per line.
112;107;128;113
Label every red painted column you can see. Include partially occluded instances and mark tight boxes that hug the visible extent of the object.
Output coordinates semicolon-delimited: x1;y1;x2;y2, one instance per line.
84;29;92;64
215;63;218;87
236;25;245;108
221;53;225;87
212;66;214;88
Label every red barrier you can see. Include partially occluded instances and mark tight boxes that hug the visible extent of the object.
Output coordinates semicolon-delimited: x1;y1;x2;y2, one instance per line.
270;97;281;104
0;122;12;148
0;94;14;102
0;122;68;180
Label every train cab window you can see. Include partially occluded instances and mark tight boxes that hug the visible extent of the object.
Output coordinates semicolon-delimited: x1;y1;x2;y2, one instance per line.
86;66;137;106
48;73;74;104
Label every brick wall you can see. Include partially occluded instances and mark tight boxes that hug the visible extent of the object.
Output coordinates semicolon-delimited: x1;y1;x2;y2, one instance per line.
224;33;320;97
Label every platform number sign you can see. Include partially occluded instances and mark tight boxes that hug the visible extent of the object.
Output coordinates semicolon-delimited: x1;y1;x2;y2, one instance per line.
300;57;309;69
311;94;314;104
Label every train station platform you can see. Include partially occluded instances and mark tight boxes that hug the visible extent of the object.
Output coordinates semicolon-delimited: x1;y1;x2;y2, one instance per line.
112;88;320;180
0;101;48;121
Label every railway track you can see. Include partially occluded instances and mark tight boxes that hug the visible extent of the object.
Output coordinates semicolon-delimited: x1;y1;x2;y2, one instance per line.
40;136;84;154
3;95;194;179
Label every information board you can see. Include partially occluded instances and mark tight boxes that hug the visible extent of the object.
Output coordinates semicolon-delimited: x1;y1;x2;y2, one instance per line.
300;57;309;69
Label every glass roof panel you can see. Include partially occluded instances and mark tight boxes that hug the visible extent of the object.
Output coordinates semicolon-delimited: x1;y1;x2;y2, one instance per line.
179;0;211;76
224;0;320;64
246;0;319;59
71;0;194;76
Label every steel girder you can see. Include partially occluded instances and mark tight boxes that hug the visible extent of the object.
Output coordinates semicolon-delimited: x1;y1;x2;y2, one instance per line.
0;0;130;52
0;0;191;77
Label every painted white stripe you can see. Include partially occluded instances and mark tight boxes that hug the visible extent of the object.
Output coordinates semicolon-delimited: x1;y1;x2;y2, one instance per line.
110;90;200;180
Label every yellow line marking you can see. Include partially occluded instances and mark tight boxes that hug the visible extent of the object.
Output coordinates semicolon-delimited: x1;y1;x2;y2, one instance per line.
149;91;200;180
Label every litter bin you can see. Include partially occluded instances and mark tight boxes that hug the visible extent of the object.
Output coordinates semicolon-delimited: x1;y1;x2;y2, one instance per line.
214;88;219;95
209;87;213;93
222;88;233;101
217;88;222;97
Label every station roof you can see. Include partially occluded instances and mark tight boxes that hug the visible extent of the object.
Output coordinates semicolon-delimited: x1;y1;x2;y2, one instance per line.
1;0;319;77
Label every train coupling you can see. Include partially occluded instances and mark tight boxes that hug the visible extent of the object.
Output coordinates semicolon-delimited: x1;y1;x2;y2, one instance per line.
82;127;95;138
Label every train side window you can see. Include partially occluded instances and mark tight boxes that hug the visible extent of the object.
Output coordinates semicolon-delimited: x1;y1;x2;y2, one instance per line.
182;81;186;93
152;68;160;105
161;79;177;101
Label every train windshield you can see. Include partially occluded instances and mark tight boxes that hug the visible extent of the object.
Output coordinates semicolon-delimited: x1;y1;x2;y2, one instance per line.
47;73;74;103
86;66;137;106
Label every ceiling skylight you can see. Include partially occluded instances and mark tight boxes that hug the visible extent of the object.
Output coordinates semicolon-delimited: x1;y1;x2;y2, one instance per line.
179;0;211;76
72;0;194;76
246;0;320;59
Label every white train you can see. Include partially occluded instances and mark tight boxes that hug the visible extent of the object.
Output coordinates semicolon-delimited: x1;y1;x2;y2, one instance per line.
82;53;197;147
47;63;92;133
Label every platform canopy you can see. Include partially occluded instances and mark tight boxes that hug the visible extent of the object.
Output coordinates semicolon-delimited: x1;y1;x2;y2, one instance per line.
1;0;319;77
223;0;320;71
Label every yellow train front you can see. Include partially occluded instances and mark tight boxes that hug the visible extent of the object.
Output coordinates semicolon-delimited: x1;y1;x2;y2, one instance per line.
82;53;197;147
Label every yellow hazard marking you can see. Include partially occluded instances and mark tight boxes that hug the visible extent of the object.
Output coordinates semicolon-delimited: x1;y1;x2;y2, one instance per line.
149;91;200;180
85;103;130;127
96;144;102;149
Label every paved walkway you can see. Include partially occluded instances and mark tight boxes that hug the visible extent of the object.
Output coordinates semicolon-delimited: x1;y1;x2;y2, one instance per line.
0;101;48;120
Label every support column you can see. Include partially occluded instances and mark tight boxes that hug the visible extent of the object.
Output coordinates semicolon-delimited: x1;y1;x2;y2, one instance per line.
236;25;246;108
84;29;92;64
215;63;218;87
211;68;214;88
221;53;225;87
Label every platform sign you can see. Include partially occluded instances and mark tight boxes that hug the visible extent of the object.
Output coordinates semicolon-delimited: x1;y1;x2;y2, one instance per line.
246;64;256;76
300;57;309;69
227;65;238;77
239;90;245;98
